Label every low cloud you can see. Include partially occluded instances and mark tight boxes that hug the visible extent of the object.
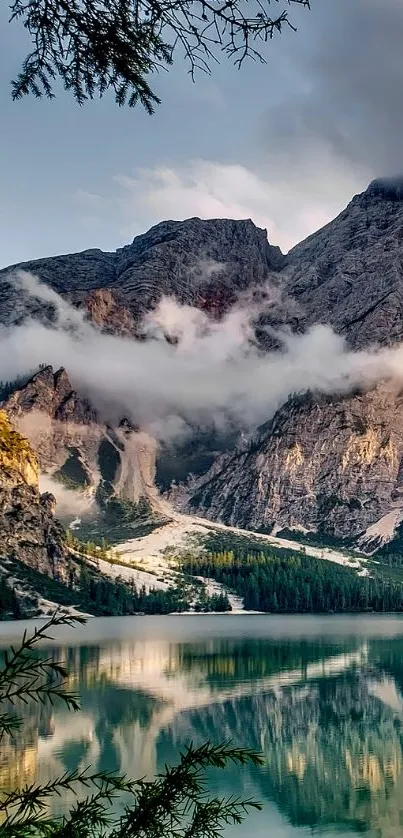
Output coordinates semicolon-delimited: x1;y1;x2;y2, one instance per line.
2;271;403;440
39;475;94;519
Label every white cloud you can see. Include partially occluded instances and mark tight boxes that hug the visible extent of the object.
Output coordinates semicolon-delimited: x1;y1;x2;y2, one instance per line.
115;157;368;253
3;271;403;442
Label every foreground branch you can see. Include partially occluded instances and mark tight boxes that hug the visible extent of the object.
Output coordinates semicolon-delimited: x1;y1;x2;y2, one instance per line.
8;0;310;110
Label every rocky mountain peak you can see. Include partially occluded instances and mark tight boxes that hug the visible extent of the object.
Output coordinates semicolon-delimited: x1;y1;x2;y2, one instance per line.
4;365;97;425
363;177;403;202
0;217;285;328
3;181;403;549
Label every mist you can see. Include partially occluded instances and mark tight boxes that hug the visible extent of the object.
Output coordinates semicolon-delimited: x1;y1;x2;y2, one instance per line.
2;270;403;439
39;474;94;519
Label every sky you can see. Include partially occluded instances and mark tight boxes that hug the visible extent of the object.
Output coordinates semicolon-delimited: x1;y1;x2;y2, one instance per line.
1;0;403;269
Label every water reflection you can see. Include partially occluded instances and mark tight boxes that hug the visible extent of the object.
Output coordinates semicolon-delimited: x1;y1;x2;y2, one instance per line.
2;618;403;836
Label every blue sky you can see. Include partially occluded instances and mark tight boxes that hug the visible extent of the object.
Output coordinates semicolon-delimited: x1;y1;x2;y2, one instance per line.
1;0;402;268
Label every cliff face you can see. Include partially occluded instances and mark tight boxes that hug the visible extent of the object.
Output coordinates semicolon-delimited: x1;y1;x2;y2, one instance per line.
1;367;161;515
3;366;100;483
0;411;68;580
0;217;284;328
185;384;403;541
282;178;403;349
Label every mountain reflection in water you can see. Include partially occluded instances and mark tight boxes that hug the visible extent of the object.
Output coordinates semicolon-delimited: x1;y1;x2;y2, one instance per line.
2;615;403;837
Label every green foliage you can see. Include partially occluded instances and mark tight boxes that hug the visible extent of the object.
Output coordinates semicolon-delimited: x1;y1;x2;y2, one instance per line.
195;591;232;613
3;557;81;613
79;568;191;616
375;521;403;563
0;612;262;837
80;493;165;545
8;0;310;111
65;529;192;615
66;529;113;561
274;527;355;554
182;534;403;613
0;373;35;402
1;550;190;619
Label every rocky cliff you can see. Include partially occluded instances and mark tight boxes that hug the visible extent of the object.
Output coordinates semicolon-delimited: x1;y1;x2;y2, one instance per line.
0;410;68;581
182;180;403;545
282;177;403;349
1;366;164;529
3;365;102;492
0;217;284;328
185;384;403;544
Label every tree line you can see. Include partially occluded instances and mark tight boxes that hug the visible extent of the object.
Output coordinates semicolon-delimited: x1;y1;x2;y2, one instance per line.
181;545;403;614
77;566;231;616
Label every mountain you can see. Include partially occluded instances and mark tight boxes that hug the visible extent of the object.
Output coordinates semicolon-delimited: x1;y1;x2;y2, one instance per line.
3;178;403;548
283;177;403;349
184;181;403;544
0;217;284;327
0;365;169;542
186;384;403;543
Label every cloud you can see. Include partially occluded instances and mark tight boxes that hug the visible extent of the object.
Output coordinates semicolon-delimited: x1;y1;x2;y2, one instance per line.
115;159;366;253
39;475;94;519
3;271;403;443
263;0;403;178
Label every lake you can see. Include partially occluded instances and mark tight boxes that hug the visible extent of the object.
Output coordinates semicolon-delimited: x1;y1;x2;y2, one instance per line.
2;614;403;837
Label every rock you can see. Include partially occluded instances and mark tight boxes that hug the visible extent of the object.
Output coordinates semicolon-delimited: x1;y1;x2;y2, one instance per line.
185;384;403;541
84;288;137;335
282;179;403;349
1;367;161;513
2;366;101;486
0;411;68;579
0;217;284;327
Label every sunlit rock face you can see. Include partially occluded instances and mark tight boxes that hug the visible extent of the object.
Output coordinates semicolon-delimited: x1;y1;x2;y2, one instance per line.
0;410;68;584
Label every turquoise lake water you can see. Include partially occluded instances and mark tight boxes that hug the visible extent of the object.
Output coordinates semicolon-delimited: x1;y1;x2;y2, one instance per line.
2;614;403;837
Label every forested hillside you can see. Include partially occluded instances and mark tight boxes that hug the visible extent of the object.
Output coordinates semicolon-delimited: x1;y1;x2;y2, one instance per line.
181;535;403;613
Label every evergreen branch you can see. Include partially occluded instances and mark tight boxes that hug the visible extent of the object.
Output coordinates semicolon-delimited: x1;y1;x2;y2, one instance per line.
0;612;84;714
182;796;262;838
0;769;130;817
8;0;310;109
0;611;84;749
0;713;21;740
113;741;263;837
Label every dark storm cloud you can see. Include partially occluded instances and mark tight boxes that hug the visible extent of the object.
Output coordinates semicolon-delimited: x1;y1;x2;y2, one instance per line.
266;0;403;176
